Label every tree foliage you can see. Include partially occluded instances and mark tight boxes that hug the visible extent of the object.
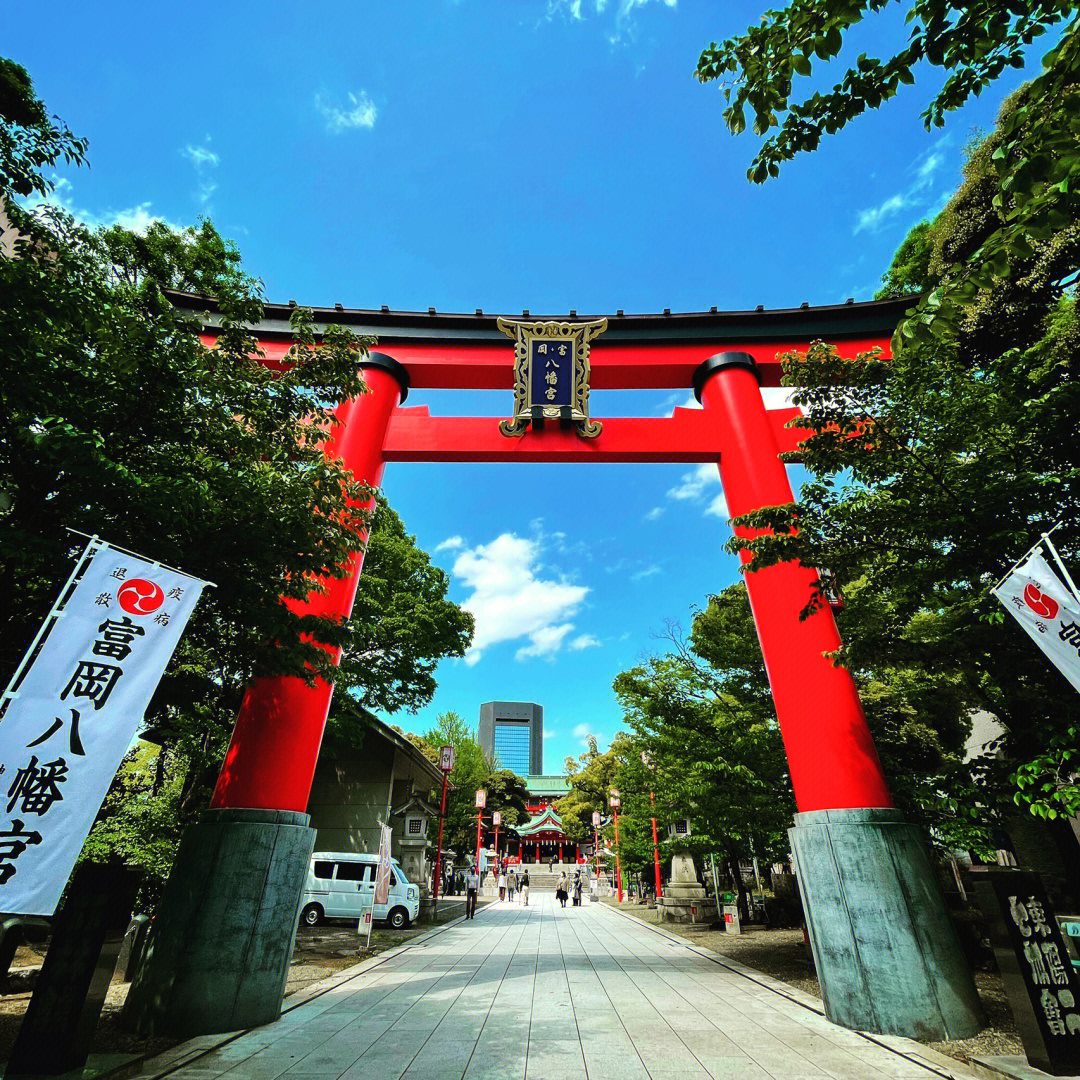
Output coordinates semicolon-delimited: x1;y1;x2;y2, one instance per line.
696;4;1080;347
0;58;86;199
421;712;528;862
1;62;474;887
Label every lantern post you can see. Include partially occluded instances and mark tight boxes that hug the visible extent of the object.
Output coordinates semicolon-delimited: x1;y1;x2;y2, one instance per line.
642;752;662;901
474;788;486;871
432;745;455;901
492;810;501;868
610;789;623;903
592;810;601;888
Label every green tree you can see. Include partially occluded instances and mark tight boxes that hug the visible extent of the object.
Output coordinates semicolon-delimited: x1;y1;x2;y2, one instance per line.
1;65;474;889
614;590;795;914
0;58;86;199
695;5;1080;346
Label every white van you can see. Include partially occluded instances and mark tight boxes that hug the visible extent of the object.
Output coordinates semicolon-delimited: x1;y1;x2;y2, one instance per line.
299;851;420;930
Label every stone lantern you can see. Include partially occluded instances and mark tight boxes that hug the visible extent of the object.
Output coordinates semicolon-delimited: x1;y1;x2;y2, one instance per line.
657;818;717;925
391;792;438;898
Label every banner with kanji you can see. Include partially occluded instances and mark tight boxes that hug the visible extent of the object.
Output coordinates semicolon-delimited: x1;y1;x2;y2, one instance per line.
0;538;207;914
993;549;1080;697
373;823;393;907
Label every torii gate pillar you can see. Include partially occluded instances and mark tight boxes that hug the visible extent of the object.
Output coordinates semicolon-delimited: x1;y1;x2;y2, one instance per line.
124;354;409;1039
697;353;982;1039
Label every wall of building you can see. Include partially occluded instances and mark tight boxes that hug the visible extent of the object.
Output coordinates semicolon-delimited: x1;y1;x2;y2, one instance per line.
478;700;543;775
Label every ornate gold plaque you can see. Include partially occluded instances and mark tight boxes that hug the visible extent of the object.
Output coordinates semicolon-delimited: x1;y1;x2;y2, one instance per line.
496;317;607;438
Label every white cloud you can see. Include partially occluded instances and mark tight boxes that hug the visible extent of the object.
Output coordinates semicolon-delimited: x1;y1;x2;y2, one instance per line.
315;90;378;133
24;178;184;234
543;729;557;740
644;506;664;521
435;536;464;552
181;144;219;206
705;493;729;519
854;139;952;235
917;152;943;181
573;722;593;739
451;533;590;665
667;462;720;501
854;193;909;235
516;623;576;660
544;0;675;43
569;633;602;651
631;565;661;581
182;144;219;170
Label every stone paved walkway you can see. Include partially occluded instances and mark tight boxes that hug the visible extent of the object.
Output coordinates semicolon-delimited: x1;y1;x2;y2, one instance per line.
130;893;982;1080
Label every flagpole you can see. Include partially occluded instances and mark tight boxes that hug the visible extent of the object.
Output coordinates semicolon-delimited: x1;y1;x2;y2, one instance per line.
990;524;1066;596
1043;534;1080;606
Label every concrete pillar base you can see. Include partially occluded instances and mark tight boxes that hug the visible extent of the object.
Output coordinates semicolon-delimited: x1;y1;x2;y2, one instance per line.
122;808;315;1037
790;808;984;1041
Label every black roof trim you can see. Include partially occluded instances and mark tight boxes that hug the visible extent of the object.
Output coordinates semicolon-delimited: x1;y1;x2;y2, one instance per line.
166;290;914;346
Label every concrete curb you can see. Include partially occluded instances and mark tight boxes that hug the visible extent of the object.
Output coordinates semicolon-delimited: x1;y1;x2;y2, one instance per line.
602;901;991;1080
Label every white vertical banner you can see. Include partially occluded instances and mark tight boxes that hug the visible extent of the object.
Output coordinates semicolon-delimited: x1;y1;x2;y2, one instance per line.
373;823;393;907
993;548;1080;697
0;537;208;914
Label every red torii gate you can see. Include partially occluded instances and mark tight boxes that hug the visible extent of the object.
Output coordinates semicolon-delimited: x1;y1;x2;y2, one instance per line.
125;295;982;1043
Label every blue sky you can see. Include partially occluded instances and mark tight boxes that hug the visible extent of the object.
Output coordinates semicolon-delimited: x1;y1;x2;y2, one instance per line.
8;1;1038;772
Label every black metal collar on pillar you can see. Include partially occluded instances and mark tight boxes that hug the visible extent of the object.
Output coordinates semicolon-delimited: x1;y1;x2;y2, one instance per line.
692;351;760;403
360;351;410;403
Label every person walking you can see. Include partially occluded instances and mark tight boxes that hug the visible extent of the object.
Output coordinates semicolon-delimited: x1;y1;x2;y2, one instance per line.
498;869;507;901
556;871;569;909
521;869;530;907
506;868;516;903
465;867;480;920
573;872;583;907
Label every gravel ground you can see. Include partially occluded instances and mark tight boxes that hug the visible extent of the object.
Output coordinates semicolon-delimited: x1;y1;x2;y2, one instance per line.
611;905;1024;1068
0;899;477;1065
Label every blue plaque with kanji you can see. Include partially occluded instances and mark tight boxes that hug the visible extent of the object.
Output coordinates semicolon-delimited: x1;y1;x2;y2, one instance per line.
496;317;607;438
529;339;572;408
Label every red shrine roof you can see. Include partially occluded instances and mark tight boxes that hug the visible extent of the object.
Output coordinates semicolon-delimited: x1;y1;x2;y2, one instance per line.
516;805;566;837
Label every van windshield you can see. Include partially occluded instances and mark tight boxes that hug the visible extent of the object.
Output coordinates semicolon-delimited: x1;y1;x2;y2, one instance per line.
392;860;410;885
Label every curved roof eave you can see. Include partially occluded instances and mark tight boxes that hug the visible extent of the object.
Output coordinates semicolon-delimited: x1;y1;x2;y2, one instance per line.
166;290;917;347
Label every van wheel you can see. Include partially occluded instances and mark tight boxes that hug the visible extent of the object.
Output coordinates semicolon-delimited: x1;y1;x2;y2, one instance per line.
301;903;323;927
387;906;409;930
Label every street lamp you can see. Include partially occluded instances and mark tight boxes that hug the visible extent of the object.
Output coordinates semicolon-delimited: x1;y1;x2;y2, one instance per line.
642;751;662;902
432;744;455;901
592;810;601;884
609;788;623;903
474;788;486;870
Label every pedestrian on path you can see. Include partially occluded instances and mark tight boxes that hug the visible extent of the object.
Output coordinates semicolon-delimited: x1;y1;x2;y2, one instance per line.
556;871;569;908
573;873;582;907
507;868;516;902
521;869;530;906
498;869;507;901
465;867;480;919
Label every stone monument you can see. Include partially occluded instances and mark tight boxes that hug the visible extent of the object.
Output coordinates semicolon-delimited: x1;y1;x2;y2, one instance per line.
656;820;717;924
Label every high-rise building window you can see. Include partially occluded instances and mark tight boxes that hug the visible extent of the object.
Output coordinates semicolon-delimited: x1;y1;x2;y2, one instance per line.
493;721;530;775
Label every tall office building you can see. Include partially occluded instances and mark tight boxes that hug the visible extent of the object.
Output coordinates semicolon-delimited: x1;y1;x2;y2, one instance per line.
478;701;543;776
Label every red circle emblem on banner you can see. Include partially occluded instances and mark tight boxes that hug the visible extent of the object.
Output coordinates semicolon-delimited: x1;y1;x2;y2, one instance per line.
117;578;165;615
1024;583;1059;620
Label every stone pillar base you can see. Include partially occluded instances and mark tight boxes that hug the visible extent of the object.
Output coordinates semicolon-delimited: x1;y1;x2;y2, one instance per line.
123;808;315;1037
656;897;718;924
790;808;984;1040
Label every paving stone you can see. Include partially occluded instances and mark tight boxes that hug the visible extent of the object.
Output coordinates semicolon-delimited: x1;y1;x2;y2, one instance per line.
129;894;989;1080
